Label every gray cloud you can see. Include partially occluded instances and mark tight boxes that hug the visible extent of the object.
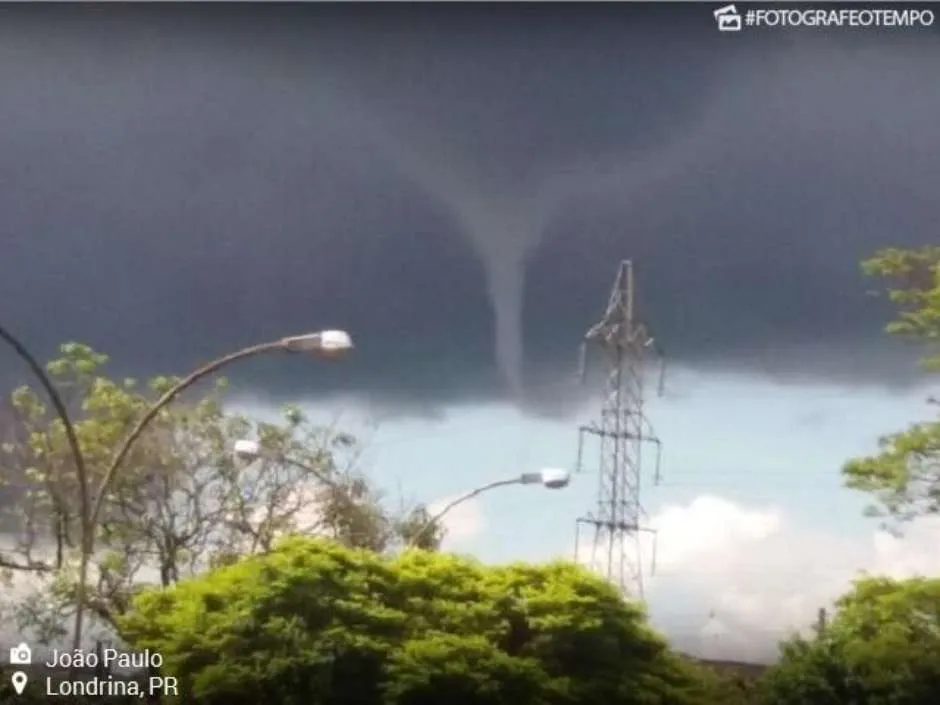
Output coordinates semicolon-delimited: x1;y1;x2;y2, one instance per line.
0;5;937;416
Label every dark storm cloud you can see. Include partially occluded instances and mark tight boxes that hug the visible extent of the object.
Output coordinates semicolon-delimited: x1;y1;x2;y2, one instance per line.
0;5;937;416
525;34;940;405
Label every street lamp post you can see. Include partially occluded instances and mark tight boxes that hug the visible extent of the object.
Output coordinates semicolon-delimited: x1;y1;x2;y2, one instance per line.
407;469;571;549
69;329;353;653
232;448;572;552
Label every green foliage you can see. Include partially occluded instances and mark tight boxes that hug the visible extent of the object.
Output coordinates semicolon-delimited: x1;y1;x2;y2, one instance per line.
672;659;755;705
758;636;856;705
393;504;444;550
843;414;940;522
383;634;547;705
833;576;940;698
120;538;400;705
862;246;940;362
118;537;710;705
844;246;940;522
759;576;940;705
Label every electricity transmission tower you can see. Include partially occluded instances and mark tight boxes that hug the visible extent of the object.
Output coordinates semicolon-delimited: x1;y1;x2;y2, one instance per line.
574;259;665;601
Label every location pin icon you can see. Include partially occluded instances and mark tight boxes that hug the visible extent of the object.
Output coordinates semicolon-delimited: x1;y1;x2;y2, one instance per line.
11;671;27;695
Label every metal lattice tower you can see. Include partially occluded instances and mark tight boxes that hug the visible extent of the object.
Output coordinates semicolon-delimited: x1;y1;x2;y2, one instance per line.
574;260;664;601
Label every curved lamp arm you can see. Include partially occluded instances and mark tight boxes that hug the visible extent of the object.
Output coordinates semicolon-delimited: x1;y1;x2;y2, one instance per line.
89;340;286;530
0;326;89;551
408;477;523;549
94;329;351;532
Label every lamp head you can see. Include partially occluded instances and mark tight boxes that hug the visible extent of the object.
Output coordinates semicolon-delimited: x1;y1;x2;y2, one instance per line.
539;468;571;489
519;468;571;489
281;330;353;358
233;439;262;462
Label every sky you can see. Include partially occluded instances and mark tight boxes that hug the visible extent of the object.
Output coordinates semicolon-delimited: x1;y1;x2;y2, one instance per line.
1;3;940;662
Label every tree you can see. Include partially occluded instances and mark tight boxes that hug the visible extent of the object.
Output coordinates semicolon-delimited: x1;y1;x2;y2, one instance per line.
672;659;755;705
0;343;431;645
758;634;857;705
859;246;940;365
118;536;720;705
391;504;445;550
843;246;940;523
759;576;940;705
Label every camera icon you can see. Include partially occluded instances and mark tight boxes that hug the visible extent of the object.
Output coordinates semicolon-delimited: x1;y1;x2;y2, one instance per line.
713;4;742;31
9;643;31;665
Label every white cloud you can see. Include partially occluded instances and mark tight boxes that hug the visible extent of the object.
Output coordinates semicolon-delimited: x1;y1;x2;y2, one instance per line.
427;495;485;546
576;495;940;662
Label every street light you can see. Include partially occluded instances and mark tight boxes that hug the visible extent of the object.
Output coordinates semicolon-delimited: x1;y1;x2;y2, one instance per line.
408;469;571;548
282;330;353;357
1;324;352;659
94;328;353;523
70;329;353;653
233;438;264;461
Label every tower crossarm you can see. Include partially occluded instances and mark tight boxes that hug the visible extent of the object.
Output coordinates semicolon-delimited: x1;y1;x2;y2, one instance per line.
579;424;660;444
